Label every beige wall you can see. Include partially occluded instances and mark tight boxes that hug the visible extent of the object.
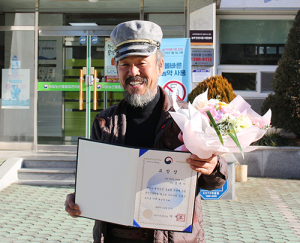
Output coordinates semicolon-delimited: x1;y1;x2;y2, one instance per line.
189;0;216;89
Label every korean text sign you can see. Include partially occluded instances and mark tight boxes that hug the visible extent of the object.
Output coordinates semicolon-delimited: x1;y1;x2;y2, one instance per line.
159;38;191;102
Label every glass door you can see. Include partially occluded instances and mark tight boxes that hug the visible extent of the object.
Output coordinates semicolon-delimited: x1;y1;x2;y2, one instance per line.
37;31;123;146
63;35;102;141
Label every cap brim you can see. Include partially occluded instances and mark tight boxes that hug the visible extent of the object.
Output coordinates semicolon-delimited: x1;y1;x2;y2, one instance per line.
115;43;157;61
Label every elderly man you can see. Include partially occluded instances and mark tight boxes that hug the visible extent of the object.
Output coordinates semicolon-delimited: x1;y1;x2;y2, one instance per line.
65;20;228;243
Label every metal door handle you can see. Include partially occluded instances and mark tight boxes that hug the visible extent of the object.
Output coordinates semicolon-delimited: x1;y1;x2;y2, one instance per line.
79;69;84;110
93;69;99;110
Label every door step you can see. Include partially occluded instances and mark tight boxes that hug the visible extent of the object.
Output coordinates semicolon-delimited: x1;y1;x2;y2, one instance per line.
15;179;75;186
15;159;77;186
18;168;76;181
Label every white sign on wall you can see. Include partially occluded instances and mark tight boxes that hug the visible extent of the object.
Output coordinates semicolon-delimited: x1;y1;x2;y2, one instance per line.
104;38;118;82
1;69;30;109
192;69;211;83
39;40;56;60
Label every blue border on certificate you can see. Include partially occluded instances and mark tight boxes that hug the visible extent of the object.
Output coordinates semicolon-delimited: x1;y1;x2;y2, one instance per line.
139;149;148;157
133;220;141;228
183;224;193;232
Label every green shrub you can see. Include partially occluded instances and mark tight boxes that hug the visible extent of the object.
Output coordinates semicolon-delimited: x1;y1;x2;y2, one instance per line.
261;10;300;138
252;128;290;147
187;75;236;104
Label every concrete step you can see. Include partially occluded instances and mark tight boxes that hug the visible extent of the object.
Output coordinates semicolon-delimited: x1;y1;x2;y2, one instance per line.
22;160;76;169
14;179;75;186
18;168;76;181
15;159;77;186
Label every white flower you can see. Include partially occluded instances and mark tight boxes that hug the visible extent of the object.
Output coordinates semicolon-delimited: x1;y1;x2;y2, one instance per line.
230;115;253;133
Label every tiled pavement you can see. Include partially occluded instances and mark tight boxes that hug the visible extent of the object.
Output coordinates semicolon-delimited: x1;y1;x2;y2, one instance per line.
0;185;94;242
203;178;300;243
0;178;299;242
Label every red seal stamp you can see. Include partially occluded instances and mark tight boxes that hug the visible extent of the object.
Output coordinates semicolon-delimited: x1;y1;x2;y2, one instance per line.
176;213;186;222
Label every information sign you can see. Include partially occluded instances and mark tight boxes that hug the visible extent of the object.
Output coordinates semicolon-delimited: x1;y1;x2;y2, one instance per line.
192;69;211;83
1;69;30;109
200;180;228;200
191;49;214;66
190;30;213;45
38;82;123;92
159;38;191;102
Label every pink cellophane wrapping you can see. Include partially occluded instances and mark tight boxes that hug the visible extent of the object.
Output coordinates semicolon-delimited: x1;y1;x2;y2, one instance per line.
169;89;272;159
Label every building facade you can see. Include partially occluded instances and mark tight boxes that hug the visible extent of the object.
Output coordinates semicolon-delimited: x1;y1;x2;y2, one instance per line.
0;0;299;151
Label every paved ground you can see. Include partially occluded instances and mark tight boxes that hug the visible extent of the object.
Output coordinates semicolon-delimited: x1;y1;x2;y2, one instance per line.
0;184;93;242
203;177;300;243
0;177;299;242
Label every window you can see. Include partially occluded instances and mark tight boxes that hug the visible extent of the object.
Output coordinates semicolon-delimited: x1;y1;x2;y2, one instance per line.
220;20;293;65
222;72;256;91
217;17;294;97
261;72;274;92
0;30;35;142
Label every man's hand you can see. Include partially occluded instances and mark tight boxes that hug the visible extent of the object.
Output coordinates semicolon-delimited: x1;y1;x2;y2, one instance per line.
186;154;218;175
65;193;81;217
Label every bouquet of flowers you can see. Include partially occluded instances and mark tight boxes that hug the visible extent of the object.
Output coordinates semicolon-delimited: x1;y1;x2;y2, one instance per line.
169;89;271;159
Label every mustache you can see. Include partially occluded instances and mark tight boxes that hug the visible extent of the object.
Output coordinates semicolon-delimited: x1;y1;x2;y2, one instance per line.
125;76;148;85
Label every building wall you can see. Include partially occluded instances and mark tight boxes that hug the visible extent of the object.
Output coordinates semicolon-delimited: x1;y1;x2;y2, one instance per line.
189;0;216;90
189;0;299;115
0;0;299;148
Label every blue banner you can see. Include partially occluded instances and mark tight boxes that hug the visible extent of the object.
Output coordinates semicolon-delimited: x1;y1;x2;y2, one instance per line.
158;38;191;102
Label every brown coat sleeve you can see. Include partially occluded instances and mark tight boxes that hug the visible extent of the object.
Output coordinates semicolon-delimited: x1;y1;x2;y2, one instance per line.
198;155;228;190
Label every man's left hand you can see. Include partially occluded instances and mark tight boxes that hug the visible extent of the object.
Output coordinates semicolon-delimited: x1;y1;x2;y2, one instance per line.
186;154;218;175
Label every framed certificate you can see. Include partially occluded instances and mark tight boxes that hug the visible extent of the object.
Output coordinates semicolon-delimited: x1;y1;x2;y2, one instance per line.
75;138;197;232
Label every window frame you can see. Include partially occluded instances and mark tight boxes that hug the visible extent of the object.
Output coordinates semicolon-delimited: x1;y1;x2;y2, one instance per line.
216;14;295;98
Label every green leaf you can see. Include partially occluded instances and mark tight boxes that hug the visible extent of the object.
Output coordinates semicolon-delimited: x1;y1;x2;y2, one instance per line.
228;125;244;159
206;111;224;145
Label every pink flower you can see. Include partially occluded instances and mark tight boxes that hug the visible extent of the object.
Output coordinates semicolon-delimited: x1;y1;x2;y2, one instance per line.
220;106;235;115
250;117;268;128
199;106;218;120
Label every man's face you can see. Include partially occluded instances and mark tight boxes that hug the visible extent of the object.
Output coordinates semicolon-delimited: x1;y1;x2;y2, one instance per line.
117;54;164;96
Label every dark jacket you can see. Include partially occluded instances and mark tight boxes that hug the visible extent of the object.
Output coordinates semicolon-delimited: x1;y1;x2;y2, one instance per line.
91;87;228;243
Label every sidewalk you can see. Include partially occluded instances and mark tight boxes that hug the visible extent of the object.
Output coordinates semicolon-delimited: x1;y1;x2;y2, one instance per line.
0;177;299;242
203;177;300;242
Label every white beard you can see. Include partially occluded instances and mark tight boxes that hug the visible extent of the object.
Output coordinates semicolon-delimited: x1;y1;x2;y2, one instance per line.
123;87;157;108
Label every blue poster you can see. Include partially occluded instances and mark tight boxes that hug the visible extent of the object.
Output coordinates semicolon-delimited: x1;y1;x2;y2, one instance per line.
158;38;191;102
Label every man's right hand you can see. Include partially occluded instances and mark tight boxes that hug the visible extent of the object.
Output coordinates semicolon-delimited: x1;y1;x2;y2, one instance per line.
65;193;81;217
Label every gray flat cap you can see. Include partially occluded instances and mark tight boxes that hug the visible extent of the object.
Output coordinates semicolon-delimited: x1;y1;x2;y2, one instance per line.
110;20;163;61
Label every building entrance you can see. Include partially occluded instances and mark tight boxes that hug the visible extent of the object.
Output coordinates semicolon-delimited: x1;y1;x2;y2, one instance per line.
37;30;122;147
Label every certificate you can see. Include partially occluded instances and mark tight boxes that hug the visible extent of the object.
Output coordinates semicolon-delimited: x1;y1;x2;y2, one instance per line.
75;138;197;232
